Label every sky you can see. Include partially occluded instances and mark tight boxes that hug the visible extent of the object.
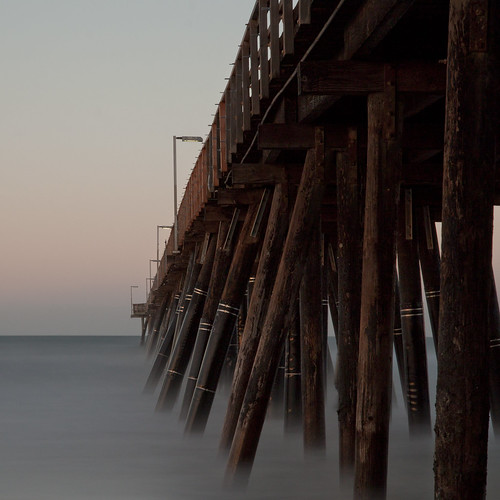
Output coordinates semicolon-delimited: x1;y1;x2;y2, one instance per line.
1;1;500;336
0;0;254;335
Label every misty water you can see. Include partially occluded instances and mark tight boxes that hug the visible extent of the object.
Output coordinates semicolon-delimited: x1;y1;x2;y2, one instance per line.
1;336;500;499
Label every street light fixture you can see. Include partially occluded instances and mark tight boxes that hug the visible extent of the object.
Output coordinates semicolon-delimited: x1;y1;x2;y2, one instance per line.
173;135;204;253
130;285;139;315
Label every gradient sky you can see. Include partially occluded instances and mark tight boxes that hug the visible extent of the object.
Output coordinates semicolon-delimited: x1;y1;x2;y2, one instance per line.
2;1;500;336
1;1;253;335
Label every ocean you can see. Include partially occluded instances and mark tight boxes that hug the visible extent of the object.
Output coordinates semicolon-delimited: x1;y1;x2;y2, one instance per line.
0;336;499;499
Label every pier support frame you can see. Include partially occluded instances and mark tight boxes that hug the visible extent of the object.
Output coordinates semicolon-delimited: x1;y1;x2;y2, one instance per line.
434;1;498;497
354;81;402;499
336;127;364;477
226;128;325;484
220;183;289;450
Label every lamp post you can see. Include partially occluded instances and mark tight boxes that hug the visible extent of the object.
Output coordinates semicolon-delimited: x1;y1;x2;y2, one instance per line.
130;285;139;315
173;135;203;252
156;225;173;267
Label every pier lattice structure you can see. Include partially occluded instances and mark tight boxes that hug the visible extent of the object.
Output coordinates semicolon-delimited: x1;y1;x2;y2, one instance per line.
133;1;500;497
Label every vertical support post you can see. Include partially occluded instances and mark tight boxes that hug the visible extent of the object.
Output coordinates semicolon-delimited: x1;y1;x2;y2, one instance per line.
416;205;440;348
249;20;260;116
226;129;325;484
434;0;500;498
145;296;169;357
185;195;268;434
397;190;431;434
326;239;339;340
140;316;147;346
155;235;217;410
354;73;402;499
157;291;175;345
259;0;270;99
222;326;240;388
174;250;202;344
300;222;325;452
269;0;280;79
179;220;234;420
284;302;302;433
434;1;498;497
143;311;155;350
143;280;183;393
336;127;363;477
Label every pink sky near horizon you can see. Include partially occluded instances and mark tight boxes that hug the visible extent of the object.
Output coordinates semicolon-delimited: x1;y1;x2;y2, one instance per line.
1;1;500;336
0;0;253;335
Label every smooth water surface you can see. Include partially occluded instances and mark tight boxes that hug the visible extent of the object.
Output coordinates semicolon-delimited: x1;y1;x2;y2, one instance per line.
0;336;499;499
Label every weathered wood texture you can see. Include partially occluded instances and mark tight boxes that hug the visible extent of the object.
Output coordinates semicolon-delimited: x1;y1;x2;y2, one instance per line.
434;0;498;498
143;290;180;393
156;235;217;410
300;222;325;452
179;220;235;420
354;87;402;499
299;61;446;95
185;197;268;434
145;294;169;356
336;129;364;476
220;183;289;451
397;190;431;434
226;131;325;483
284;302;303;433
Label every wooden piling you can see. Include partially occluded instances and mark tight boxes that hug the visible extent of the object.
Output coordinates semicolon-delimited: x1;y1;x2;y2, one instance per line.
434;1;498;497
397;190;431;434
284;302;302;433
179;219;234;420
172;250;202;348
325;239;340;341
144;287;182;393
354;85;402;499
226;130;325;483
300;222;325;452
416;205;440;347
336;128;364;475
185;194;268;434
145;295;169;357
155;234;217;411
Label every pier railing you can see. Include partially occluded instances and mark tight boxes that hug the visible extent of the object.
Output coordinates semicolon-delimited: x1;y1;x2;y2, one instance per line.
151;0;315;298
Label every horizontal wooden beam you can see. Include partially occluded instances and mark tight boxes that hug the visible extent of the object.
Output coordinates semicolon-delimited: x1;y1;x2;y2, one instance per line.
232;163;337;185
230;160;442;188
258;123;349;150
258;122;443;151
217;187;265;206
299;61;446;95
232;163;287;185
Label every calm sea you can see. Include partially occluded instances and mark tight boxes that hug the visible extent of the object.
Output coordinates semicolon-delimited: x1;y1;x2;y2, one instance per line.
0;336;499;499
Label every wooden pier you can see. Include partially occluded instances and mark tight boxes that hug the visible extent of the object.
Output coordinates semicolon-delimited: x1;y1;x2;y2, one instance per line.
133;0;499;498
